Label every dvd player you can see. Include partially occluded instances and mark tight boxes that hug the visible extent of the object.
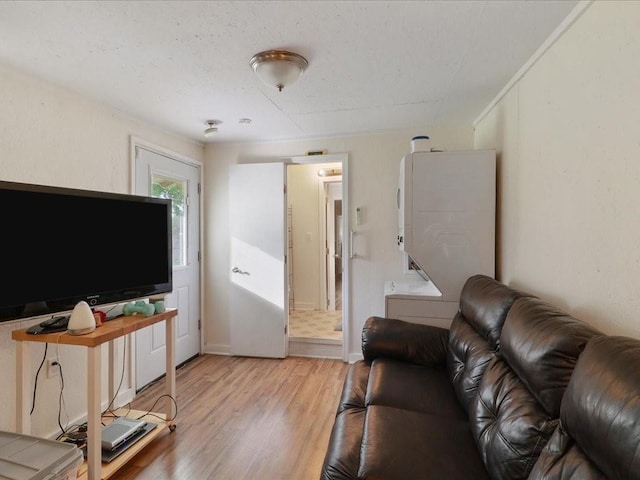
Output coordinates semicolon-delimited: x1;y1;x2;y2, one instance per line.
101;417;146;451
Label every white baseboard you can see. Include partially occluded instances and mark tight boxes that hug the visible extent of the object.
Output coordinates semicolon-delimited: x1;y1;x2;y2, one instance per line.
203;341;353;362
203;343;231;355
348;352;363;364
116;387;136;407
289;338;342;359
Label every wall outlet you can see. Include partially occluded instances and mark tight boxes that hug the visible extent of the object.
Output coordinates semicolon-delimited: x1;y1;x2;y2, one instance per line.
47;358;59;378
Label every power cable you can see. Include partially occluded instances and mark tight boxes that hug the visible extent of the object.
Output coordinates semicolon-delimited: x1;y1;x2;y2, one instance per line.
30;343;48;415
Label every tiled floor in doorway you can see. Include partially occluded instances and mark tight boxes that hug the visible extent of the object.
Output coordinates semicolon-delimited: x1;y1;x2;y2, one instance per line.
289;309;343;341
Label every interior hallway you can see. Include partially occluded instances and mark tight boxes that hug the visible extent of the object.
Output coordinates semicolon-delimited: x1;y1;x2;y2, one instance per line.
289;277;342;341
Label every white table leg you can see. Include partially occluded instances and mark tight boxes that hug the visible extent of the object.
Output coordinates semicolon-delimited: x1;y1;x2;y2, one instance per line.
15;340;31;434
165;315;176;425
108;340;115;407
87;345;102;480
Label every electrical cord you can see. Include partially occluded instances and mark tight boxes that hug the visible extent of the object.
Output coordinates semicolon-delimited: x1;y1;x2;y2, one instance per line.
135;394;178;423
32;317;176;435
102;403;132;425
102;335;128;419
56;422;83;441
30;343;48;415
57;361;66;434
104;304;119;316
99;303;137;420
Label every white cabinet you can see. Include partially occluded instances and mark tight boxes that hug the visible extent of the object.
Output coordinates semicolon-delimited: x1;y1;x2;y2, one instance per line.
384;281;458;329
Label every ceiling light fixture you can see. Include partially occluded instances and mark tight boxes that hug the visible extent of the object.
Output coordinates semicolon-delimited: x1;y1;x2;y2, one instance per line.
318;168;342;177
238;118;252;125
204;120;222;137
249;50;308;92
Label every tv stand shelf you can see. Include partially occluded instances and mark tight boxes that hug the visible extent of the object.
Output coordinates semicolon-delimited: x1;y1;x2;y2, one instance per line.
12;308;178;480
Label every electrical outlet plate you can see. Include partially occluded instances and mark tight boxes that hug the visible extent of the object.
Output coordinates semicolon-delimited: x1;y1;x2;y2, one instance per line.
47;358;59;378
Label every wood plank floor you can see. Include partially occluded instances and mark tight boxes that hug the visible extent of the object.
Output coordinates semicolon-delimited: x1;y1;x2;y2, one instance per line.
115;354;349;480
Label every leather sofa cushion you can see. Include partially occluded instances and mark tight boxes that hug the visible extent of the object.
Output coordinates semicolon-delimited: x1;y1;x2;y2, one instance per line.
528;425;607;480
320;407;366;480
358;405;489;480
447;312;495;413
471;358;557;480
365;359;467;419
447;275;534;413
458;274;534;351
469;297;601;480
362;317;449;366
336;360;370;414
500;297;601;417
531;336;640;480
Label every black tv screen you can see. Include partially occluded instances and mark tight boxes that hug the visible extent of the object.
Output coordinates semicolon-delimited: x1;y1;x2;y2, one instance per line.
0;180;172;322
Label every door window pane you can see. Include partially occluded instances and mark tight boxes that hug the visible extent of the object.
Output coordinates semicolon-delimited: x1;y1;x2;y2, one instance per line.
151;174;187;268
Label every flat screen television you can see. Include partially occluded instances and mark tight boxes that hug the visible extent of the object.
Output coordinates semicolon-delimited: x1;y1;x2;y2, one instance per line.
0;180;173;323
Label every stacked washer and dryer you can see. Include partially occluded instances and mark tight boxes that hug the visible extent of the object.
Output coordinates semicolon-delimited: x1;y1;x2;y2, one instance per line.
385;141;496;328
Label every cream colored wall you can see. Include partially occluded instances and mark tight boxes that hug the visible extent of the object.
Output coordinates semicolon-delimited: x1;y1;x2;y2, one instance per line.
203;127;473;358
475;1;640;338
0;63;203;435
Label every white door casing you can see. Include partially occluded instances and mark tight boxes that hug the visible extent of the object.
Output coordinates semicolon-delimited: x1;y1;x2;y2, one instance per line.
134;143;201;389
229;162;287;358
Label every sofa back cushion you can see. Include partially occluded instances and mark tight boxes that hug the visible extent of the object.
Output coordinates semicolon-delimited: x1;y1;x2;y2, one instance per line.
500;298;601;417
458;275;528;350
529;336;640;480
469;297;601;480
447;275;533;412
471;357;557;480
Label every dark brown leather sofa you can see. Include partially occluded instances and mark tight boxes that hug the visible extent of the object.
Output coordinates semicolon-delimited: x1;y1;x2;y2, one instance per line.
320;275;640;480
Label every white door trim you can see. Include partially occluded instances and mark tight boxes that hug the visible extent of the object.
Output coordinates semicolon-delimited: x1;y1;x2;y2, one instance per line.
130;136;203;177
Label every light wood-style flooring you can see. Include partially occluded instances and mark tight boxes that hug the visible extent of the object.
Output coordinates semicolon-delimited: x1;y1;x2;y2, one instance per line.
115;354;349;480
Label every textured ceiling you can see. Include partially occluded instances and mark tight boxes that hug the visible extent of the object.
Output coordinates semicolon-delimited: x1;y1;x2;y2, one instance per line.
0;1;579;143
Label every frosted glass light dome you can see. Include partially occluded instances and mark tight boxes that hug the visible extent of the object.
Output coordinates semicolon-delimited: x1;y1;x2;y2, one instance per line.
250;50;308;92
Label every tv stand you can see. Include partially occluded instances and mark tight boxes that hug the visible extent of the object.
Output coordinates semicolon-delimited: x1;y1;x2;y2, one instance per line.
12;308;178;480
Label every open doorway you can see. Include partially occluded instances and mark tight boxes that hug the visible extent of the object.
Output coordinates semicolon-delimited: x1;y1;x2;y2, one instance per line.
287;161;343;358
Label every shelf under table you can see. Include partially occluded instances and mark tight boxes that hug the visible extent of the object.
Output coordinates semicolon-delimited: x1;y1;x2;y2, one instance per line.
76;409;170;480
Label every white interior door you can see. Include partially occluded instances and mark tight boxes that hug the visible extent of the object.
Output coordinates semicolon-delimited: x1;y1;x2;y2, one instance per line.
229;163;287;358
135;145;201;389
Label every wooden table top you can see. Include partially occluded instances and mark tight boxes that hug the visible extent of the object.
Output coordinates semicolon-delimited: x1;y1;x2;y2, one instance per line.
11;308;177;347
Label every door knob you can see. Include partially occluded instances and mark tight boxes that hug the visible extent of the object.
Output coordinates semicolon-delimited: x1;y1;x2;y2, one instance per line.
232;267;250;275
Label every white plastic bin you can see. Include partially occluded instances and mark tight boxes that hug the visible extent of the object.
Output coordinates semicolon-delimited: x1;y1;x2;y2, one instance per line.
0;431;82;480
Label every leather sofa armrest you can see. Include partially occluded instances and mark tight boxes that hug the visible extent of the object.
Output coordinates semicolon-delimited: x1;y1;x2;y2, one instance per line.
361;316;449;367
